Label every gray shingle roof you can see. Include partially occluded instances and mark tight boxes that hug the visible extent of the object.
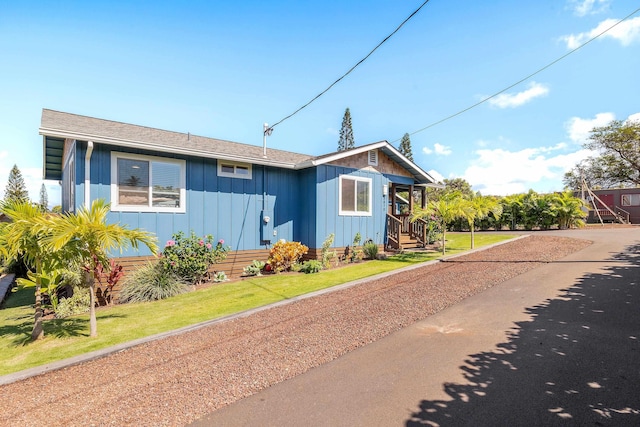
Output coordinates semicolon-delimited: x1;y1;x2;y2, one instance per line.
40;109;313;166
40;109;437;185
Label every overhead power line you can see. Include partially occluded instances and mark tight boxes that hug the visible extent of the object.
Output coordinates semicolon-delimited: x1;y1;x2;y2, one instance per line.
266;0;432;134
399;6;640;142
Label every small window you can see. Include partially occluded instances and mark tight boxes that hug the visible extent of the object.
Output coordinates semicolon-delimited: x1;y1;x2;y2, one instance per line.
111;152;185;213
368;150;378;166
339;175;372;216
218;161;252;179
621;194;640;206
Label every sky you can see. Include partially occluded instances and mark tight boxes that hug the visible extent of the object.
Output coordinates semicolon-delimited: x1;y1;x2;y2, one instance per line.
1;0;639;206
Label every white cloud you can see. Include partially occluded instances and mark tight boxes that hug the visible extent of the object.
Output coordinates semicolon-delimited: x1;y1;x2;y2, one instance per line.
487;82;550;109
565;112;615;143
569;0;610;17
434;143;452;156
462;145;592;196
427;169;445;183
423;143;452;156
628;112;640;123
561;17;640;49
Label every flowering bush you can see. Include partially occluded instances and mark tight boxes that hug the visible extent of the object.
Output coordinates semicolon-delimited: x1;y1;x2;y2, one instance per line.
268;240;309;273
160;231;230;284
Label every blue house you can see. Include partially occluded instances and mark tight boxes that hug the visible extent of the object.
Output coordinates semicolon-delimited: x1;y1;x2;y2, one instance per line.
40;109;438;273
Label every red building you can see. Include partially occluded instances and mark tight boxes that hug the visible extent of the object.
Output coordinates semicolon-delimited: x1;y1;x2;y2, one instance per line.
585;188;640;224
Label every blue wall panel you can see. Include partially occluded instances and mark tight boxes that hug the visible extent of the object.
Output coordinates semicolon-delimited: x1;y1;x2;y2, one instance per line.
187;159;206;236
77;142;418;257
314;165;397;249
293;168;317;248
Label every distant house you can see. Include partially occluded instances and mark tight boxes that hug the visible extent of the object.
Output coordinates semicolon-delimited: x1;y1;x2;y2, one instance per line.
40;109;438;274
583;187;640;224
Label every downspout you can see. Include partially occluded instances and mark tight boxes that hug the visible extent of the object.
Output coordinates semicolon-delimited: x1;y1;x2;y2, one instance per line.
84;140;93;207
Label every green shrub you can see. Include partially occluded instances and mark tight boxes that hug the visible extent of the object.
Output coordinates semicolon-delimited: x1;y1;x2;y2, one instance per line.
363;241;379;259
118;262;190;303
55;287;90;318
213;271;228;282
268;240;309;273
160;231;230;284
321;233;336;268
243;260;265;277
300;260;322;274
348;232;364;263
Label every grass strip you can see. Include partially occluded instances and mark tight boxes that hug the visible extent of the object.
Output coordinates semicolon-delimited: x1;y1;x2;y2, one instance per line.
0;232;514;375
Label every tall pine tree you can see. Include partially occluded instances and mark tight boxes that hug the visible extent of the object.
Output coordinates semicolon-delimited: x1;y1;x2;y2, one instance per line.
399;133;414;161
4;164;29;203
338;108;355;151
39;183;49;211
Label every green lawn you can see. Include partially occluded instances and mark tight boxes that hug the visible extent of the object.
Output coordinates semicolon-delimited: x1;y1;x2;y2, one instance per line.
0;232;514;376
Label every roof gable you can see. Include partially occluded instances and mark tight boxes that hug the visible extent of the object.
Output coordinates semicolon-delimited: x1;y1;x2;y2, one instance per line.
296;141;438;185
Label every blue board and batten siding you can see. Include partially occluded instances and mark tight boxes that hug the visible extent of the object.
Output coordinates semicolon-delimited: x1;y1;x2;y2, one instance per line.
70;142;407;257
73;142;301;257
314;164;391;249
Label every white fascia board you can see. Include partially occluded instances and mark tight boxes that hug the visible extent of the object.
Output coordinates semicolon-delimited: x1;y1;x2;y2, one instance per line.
379;143;439;184
295;141;389;169
39;127;298;169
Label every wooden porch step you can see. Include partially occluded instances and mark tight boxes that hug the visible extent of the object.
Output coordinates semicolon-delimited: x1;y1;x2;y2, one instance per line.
399;234;422;249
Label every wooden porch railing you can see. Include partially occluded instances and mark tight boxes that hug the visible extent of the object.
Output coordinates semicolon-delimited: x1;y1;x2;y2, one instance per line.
616;206;631;223
386;213;402;250
409;217;429;247
594;206;630;224
387;213;429;249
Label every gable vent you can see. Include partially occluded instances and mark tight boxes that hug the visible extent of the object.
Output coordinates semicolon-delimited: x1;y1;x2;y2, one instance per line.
368;150;378;166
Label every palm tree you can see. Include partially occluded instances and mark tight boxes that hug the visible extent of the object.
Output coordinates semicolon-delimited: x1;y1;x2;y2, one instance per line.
500;194;524;230
0;200;54;340
550;191;587;229
411;193;467;254
43;199;158;337
463;195;503;249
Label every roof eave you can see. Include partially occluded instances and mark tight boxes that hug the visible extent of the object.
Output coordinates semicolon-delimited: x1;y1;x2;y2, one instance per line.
39;127;299;169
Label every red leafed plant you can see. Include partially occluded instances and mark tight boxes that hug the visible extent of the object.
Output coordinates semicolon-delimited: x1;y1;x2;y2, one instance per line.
95;258;124;305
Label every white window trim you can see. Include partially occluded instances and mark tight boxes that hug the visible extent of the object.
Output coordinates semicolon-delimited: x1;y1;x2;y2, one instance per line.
339;175;373;216
110;152;186;213
217;160;252;179
622;194;640;206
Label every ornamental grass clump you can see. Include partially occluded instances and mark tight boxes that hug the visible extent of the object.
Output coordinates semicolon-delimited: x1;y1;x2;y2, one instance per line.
160;231;229;284
118;262;190;303
362;240;379;260
267;240;309;273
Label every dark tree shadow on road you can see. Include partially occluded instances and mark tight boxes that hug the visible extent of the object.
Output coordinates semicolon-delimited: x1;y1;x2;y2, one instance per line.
406;244;640;426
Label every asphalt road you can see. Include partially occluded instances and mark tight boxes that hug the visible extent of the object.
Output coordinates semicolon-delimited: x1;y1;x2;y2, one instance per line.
191;228;640;426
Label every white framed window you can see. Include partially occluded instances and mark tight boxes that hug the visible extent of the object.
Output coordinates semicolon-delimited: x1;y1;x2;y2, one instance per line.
367;150;378;166
217;161;252;179
621;194;640;206
110;152;186;213
339;175;372;216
